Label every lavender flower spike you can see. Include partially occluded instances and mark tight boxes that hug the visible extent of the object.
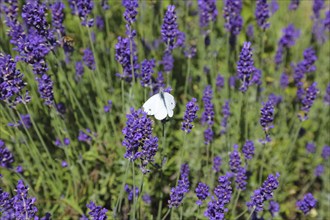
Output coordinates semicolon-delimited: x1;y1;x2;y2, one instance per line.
201;85;214;126
198;0;218;28
255;0;270;30
0;139;14;168
140;59;155;88
195;182;210;206
220;100;231;135
247;173;280;212
123;0;138;24
122;108;158;173
182;98;199;133
83;48;96;71
299;82;318;121
0;53;29;106
242;140;255;160
51;2;65;35
86;201;108;220
168;164;190;208
161;5;178;50
260;100;275;134
296;193;317;215
223;0;243;35
324;83;330;105
237;42;255;93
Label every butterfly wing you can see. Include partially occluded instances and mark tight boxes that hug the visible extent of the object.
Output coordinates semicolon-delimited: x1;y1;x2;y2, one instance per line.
143;93;161;115
163;92;175;118
154;101;168;120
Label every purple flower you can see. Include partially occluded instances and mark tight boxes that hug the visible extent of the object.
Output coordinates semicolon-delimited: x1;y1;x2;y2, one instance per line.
123;0;138;24
74;61;84;82
280;24;301;48
0;140;14;168
269;200;280;216
140;59;155;87
22;0;55;44
86;201;108;220
268;93;282;106
223;0;243;35
83;48;96;70
314;164;324;177
260;100;275;134
161;5;178;50
78;129;93;143
101;0;110;10
220;100;231;135
175;31;185;48
242;140;255;160
2;0;25;48
184;45;197;58
213;156;222;172
19;114;32;129
142;194;151;205
280;73;289;89
289;0;300;10
322;145;330;160
198;0;218;28
74;0;94;27
122;108;158;173
15;165;23;173
237;42;255;92
255;0;270;30
235;166;247;190
229;145;241;173
0;53;29;106
201;85;214;126
125;184;139;201
296;193;317;215
216;74;225;91
0;180;38;219
270;0;279;14
250;68;262;86
169;164;190;208
247;189;264;212
104;100;113;113
61;160;68;168
96;16;105;30
205;175;232;219
37;74;54;106
312;18;327;45
51;2;65;35
56;102;66;114
161;50;174;72
182;98;199;133
294;48;317;84
261;173;280;200
115;36;139;82
247;173;280;212
204;127;214;145
324;83;330;105
152;71;165;93
247;24;254;40
63;138;70;146
306;142;316;154
275;24;300;68
195;182;210;206
313;0;324;19
324;10;330;31
299;82;318;121
229;76;236;89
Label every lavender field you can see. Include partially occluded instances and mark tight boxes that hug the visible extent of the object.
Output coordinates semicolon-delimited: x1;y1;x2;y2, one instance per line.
0;0;330;219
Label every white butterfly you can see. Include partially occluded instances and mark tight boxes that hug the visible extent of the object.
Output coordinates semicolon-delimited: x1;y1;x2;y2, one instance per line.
142;90;176;120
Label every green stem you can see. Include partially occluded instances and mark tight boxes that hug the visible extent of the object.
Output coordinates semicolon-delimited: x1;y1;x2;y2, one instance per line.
184;58;191;99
